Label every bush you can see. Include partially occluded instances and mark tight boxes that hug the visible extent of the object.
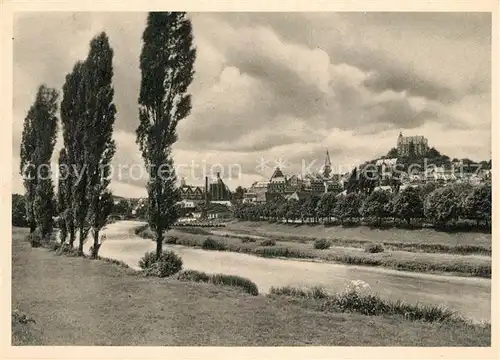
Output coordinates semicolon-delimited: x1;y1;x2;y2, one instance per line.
98;257;133;270
202;238;227;251
269;282;462;323
364;243;385;253
26;231;42;248
46;241;61;252
134;225;155;239
139;250;183;278
241;237;257;243
138;251;157;269
165;236;178;244
177;270;259;295
177;269;211;282
260;239;276;246
210;274;259;295
56;243;80;257
314;239;331;249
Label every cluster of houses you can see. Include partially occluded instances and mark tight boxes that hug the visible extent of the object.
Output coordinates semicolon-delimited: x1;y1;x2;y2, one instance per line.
243;150;345;203
124;133;491;216
242;149;491;204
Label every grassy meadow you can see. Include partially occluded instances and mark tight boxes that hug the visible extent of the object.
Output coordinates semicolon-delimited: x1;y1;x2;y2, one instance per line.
11;227;490;346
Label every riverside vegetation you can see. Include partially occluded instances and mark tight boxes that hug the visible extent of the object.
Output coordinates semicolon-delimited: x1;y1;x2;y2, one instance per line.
135;224;491;278
12;227;490;346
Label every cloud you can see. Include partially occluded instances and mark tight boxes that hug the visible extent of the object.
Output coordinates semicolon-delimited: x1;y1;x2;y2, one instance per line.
12;12;491;196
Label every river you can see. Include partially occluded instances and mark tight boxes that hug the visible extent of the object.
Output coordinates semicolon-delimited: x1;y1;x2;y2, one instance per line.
81;220;491;323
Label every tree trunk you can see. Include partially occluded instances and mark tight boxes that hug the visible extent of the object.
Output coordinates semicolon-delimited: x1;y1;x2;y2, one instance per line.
156;229;164;260
78;226;85;256
29;221;36;233
91;229;100;259
68;224;75;247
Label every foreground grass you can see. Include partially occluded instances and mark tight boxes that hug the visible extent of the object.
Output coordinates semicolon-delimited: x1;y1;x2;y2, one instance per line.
161;228;491;278
12;227;490;346
227;221;492;255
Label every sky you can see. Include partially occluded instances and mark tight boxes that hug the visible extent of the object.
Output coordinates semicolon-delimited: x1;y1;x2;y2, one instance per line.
12;12;492;198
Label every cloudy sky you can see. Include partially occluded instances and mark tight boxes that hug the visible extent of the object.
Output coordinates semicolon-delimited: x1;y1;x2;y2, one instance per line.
12;12;491;198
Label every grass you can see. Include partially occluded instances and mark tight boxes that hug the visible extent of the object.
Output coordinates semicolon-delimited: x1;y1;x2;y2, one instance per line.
314;239;331;249
11;227;491;346
365;242;385;253
202;238;228;250
227;221;492;256
164;228;491;278
269;285;467;323
177;270;259;296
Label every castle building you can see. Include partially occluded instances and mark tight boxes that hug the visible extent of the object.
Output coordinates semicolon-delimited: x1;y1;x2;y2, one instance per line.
397;132;429;157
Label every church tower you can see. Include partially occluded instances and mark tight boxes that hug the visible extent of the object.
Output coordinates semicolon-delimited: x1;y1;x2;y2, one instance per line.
323;149;332;179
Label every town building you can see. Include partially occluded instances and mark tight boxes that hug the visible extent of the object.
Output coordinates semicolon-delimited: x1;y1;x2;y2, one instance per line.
179;174;232;202
397;132;429;157
243;181;269;203
209;172;232;201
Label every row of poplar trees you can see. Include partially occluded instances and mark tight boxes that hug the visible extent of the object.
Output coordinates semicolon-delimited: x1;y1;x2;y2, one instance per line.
19;12;196;259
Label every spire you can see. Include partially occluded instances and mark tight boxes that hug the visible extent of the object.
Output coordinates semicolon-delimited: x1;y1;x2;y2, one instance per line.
325;149;331;167
323;149;332;178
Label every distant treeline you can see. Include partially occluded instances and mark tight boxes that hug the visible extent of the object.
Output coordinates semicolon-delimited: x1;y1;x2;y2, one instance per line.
233;182;491;231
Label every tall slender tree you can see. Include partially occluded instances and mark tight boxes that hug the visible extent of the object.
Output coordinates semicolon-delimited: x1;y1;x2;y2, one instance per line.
20;106;37;233
60;62;86;248
136;12;196;259
83;32;117;258
57;148;69;244
20;85;59;238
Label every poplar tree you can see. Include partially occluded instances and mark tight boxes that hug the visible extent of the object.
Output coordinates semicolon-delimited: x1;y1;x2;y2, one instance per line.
83;32;117;258
60;62;86;248
57;148;69;244
20;85;59;239
136;12;196;259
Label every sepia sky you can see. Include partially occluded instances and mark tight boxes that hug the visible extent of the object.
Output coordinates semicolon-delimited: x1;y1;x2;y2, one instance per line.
12;12;492;197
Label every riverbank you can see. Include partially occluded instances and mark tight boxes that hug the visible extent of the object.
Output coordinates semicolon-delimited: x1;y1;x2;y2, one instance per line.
11;227;491;346
156;226;491;278
226;221;492;255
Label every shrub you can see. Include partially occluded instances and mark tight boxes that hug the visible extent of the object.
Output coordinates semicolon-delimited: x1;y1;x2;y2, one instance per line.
46;241;61;252
270;285;329;299
177;269;211;282
139;250;183;278
177;270;259;295
260;239;276;246
138;251;157;269
270;281;462;323
202;238;227;251
98;257;133;270
210;274;259;295
56;243;80;257
165;236;178;244
135;225;155;239
26;231;42;248
314;239;331;250
12;309;35;325
241;237;257;243
364;243;385;253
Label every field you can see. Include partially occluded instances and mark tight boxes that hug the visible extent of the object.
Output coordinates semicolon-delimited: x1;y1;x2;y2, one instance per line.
11;227;490;346
227;221;492;251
